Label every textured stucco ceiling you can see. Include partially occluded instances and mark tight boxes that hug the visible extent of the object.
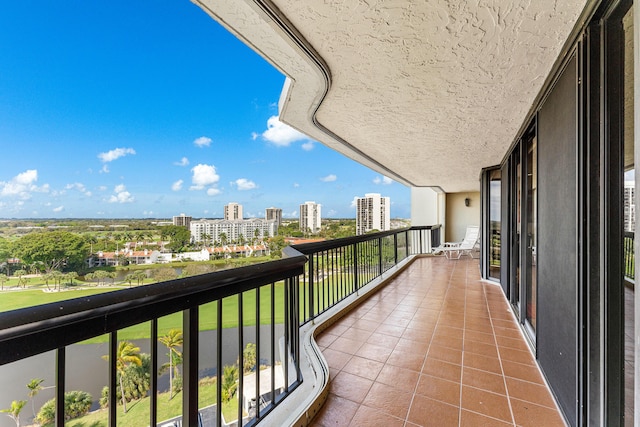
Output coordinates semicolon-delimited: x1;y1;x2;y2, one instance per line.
195;0;587;192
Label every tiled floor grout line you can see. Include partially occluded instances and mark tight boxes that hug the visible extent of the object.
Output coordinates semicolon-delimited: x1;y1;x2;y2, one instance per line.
484;280;518;426
458;259;467;427
403;262;455;426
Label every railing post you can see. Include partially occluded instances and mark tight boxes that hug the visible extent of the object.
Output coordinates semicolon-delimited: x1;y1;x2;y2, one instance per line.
108;332;117;427
55;347;65;427
183;307;199;427
378;237;383;276
394;233;398;265
308;255;315;320
353;242;359;293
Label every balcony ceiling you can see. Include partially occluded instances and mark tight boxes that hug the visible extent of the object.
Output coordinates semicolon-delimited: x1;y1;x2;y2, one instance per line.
195;0;587;192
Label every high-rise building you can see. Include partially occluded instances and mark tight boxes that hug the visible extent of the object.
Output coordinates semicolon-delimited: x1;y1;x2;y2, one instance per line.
265;207;283;226
356;193;390;235
300;201;321;234
172;213;192;229
224;202;243;221
624;181;635;232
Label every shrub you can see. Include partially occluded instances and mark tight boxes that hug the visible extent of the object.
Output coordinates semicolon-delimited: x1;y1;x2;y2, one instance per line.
37;390;93;425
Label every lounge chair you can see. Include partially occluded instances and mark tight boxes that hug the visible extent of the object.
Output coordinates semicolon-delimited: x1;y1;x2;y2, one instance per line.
433;226;480;259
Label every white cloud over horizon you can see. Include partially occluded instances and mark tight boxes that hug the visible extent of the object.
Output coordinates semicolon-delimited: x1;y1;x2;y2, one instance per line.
194;136;212;147
0;169;49;199
98;147;136;163
190;164;221;196
172;180;184;191
233;178;257;191
175;157;189;166
373;175;394;185
261;116;308;146
320;174;337;182
108;184;134;203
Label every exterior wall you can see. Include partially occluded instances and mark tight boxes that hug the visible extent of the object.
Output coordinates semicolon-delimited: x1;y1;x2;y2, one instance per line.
445;192;480;242
173;214;192;228
410;187;442;226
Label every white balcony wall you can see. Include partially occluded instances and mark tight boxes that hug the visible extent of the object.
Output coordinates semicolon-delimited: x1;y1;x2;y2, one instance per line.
445;192;481;242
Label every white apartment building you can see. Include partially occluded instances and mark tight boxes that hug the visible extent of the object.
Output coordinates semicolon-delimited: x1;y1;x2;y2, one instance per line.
265;207;282;226
224;202;243;220
356;193;390;235
190;218;277;245
624;181;635;232
300;201;321;234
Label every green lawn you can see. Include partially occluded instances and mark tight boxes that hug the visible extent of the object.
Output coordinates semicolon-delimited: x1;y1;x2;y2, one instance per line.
53;377;241;427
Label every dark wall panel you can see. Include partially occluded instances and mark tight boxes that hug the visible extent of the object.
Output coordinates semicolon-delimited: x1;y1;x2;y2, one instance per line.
537;54;578;426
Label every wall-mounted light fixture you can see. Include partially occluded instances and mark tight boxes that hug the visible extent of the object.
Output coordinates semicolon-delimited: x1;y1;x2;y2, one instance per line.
464;198;470;207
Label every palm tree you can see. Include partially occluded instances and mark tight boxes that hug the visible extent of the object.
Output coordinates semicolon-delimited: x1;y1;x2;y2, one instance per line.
102;341;142;413
65;271;78;286
0;274;7;291
26;378;44;420
1;400;26;427
159;329;183;400
13;270;27;288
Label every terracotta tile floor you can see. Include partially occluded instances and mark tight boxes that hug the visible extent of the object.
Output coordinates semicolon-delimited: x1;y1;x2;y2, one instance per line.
310;256;567;427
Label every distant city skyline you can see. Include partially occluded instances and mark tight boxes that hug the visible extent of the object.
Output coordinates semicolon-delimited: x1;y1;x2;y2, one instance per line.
0;1;410;219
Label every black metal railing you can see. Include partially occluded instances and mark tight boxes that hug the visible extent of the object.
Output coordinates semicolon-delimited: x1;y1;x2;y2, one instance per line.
624;231;634;282
0;225;440;427
289;225;440;324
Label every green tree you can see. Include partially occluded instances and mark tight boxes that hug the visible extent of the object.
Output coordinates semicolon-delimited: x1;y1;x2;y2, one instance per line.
221;365;239;403
159;329;183;400
1;400;26;427
26;378;44;420
0;274;8;291
12;231;89;273
65;271;78;286
238;343;257;374
102;341;142;413
13;269;28;288
219;232;228;247
160;225;191;253
268;235;287;259
153;268;178;283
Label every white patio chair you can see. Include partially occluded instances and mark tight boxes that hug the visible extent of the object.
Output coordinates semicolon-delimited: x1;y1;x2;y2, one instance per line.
433;226;480;259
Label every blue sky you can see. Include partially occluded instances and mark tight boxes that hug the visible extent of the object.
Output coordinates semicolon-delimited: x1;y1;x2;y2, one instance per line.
0;1;409;220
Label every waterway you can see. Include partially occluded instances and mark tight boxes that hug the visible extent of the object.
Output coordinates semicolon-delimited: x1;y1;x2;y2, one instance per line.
0;325;285;427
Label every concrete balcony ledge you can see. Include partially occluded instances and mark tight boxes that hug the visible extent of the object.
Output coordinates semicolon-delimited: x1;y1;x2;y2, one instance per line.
267;255;418;427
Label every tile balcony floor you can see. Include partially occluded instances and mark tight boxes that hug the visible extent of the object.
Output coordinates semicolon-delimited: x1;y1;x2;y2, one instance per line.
309;256;567;427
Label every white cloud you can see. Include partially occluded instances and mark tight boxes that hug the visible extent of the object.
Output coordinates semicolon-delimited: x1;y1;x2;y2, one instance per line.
98;147;136;163
373;175;394;185
302;141;314;151
175;157;189;166
283;210;299;218
327;209;337;217
261;116;307;146
251;132;259;141
171;180;184;191
233;178;257;191
108;184;134;203
53;206;64;213
65;182;91;196
98;186;108;192
293;183;300;188
207;188;221;196
100;165;110;174
194;136;212;147
0;169;49;199
320;174;337;182
190;164;220;190
350;197;358;209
